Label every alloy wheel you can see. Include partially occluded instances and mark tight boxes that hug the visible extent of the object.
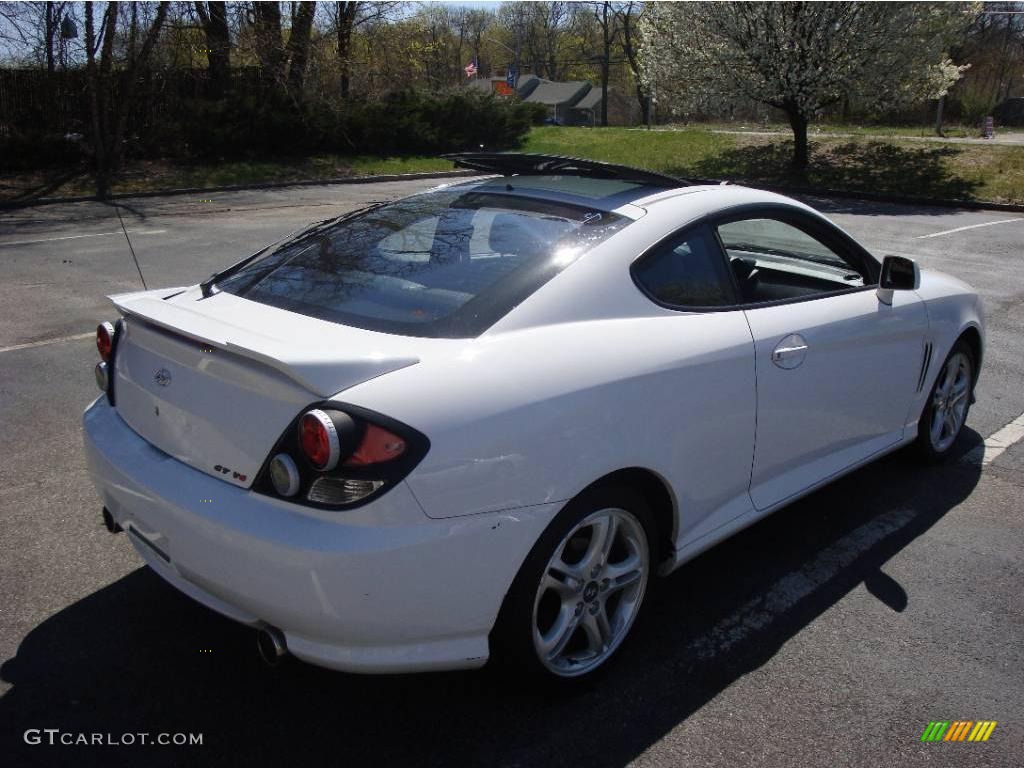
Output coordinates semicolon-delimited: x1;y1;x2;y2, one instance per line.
531;507;649;677
929;351;972;453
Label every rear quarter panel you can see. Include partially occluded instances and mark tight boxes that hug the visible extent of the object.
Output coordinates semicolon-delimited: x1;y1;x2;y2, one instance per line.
340;312;757;546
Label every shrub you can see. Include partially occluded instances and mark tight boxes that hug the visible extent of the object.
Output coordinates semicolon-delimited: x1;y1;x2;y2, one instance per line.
0;130;84;171
162;88;537;161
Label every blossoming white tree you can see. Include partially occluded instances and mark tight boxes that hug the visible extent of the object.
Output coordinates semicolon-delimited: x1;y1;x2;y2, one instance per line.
639;2;974;169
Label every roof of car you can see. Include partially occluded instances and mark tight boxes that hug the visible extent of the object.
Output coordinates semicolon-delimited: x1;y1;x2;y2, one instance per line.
444;152;686;188
436;153;819;222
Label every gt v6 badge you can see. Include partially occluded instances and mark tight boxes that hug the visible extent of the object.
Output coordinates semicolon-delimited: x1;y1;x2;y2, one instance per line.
154;368;172;387
214;464;247;483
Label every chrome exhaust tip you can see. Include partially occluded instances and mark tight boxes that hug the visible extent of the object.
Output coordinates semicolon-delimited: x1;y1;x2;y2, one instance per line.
256;625;287;666
101;507;122;534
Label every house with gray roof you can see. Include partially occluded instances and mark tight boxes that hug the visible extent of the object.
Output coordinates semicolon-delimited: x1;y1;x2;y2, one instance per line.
524;80;592;124
568;87;603;126
466;74;602;126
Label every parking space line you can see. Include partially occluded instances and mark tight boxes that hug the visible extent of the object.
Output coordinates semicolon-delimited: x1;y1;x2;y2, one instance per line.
915;218;1023;239
962;411;1024;466
0;331;94;354
688;506;916;660
0;229;166;248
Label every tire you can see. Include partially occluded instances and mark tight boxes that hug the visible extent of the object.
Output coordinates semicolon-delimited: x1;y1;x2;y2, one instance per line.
915;338;975;462
491;484;655;684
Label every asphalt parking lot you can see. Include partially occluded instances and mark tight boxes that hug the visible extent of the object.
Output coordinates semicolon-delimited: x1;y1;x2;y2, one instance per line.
1;179;1022;767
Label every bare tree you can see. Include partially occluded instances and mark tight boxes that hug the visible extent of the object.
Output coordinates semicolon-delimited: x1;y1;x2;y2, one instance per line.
252;0;284;83
615;2;647;124
335;2;399;99
193;1;231;98
84;1;169;198
591;1;618;126
285;0;316;92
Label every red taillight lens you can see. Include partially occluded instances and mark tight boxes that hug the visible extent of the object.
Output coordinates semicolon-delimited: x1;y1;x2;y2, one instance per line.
299;410;340;470
345;424;407;466
96;322;114;361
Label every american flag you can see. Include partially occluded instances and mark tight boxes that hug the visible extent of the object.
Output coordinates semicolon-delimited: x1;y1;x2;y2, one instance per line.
464;59;478;78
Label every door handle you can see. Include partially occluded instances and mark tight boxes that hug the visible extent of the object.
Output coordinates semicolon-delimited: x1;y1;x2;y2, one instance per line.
771;333;809;369
772;345;808;361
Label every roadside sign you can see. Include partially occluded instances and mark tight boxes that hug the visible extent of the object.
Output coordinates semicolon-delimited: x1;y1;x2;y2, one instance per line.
494;82;514;97
983;116;995;139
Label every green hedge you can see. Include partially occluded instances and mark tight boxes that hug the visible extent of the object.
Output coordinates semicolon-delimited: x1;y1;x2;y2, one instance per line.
171;89;546;161
1;88;545;171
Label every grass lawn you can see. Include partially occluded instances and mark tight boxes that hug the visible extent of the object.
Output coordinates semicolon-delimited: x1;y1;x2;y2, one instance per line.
0;154;455;204
2;125;1021;205
673;121;983;139
522;126;1024;205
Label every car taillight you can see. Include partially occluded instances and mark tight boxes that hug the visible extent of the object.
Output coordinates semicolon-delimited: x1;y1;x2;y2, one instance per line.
256;404;428;510
345;424;406;466
298;409;358;471
96;322;114;361
299;410;340;470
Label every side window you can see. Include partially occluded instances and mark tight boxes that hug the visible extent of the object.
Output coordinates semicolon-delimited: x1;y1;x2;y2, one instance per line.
718;217;866;304
633;225;735;308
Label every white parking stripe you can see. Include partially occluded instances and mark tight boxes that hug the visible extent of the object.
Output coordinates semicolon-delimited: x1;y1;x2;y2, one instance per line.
0;331;94;354
915;218;1023;239
687;506;916;660
962;411;1024;466
0;229;166;248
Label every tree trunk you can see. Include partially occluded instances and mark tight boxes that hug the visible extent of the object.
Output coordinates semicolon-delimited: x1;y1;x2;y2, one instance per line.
286;1;316;94
85;1;118;199
636;83;648;125
337;2;358;99
44;4;56;73
253;1;285;88
786;107;809;171
599;2;610;127
617;3;647;127
935;95;945;138
195;2;231;98
85;0;168;199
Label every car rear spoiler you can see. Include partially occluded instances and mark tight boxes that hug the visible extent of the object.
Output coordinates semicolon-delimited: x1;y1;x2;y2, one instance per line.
109;290;421;397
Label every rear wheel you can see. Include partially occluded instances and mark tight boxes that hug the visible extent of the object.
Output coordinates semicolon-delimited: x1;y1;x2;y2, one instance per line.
492;486;653;683
916;340;974;461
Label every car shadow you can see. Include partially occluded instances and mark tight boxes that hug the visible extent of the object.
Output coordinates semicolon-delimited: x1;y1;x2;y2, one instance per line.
0;432;983;768
668;140;983;214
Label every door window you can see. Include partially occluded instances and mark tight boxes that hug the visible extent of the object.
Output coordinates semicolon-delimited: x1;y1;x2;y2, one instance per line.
718;218;867;304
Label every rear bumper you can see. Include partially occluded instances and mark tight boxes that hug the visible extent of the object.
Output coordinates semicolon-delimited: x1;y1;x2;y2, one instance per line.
82;397;555;673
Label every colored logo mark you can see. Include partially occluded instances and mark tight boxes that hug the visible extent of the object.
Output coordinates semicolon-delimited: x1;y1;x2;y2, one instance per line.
920;720;997;742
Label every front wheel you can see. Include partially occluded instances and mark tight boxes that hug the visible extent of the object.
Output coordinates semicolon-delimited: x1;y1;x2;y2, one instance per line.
492;486;654;682
916;340;975;461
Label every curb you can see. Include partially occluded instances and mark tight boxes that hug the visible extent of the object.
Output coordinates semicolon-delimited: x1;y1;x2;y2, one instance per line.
0;169;479;210
2;167;1022;214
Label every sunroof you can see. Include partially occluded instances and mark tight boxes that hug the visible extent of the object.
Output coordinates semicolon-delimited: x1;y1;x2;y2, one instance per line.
477;175;643;200
443;152;685;188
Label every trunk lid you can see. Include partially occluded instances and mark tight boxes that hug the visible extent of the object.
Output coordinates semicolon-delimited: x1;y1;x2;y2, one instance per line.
109;287;442;488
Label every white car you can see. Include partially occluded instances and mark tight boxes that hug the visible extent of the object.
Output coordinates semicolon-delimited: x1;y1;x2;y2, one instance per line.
84;154;984;682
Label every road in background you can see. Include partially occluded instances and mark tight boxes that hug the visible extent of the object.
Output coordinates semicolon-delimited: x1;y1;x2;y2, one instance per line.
1;181;1021;767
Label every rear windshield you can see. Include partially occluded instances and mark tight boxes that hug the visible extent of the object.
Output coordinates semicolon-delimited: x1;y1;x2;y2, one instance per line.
217;189;628;338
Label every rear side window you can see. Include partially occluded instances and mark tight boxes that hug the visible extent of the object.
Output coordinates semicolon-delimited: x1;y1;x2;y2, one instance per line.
633;225;735;308
217;190;627;338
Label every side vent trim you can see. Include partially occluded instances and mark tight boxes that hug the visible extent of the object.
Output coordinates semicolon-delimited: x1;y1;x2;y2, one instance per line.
916;341;933;392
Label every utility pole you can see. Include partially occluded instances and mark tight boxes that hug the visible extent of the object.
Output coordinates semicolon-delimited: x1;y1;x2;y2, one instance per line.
513;11;522;90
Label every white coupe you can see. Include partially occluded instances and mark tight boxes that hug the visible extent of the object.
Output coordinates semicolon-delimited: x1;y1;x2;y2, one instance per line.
84;154;984;681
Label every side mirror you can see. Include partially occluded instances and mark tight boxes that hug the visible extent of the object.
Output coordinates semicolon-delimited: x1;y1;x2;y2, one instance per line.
877;255;920;305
